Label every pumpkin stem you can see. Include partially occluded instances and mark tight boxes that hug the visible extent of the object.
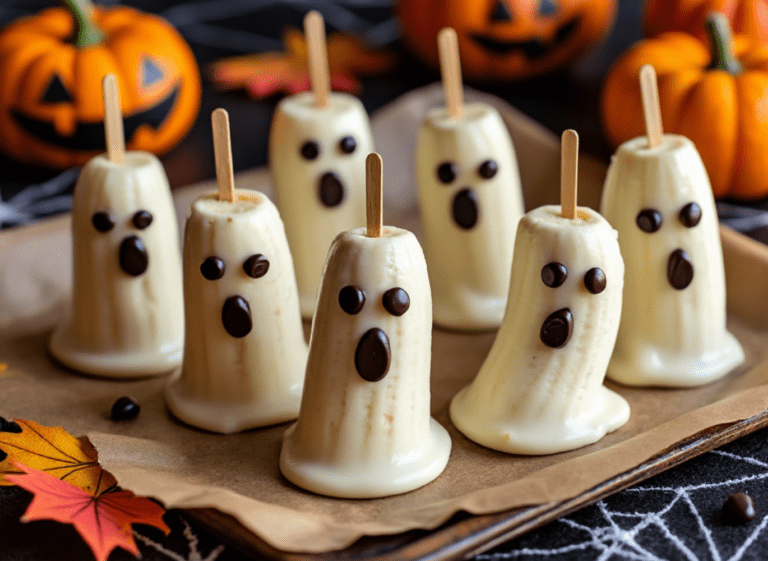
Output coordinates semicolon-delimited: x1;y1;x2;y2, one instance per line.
61;0;104;47
705;12;742;74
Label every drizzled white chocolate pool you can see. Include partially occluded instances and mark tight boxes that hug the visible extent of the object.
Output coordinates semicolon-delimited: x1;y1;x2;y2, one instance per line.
165;190;307;434
601;134;744;387
280;226;451;498
450;205;630;455
49;152;184;377
269;92;372;318
416;102;524;330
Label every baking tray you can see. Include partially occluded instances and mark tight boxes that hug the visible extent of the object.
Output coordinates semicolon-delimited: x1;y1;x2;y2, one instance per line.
2;86;768;560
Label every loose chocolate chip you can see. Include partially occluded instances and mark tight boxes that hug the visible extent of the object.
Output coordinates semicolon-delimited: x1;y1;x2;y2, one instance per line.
680;202;702;228
453;188;479;229
355;328;391;382
243;254;269;279
339;285;365;315
541;262;568;288
584;267;606;294
201;256;225;280
92;211;115;232
111;396;140;421
300;140;319;160
339;135;356;154
540;308;573;349
437;162;458;184
636;209;663;233
222;295;252;338
478;159;498;179
722;492;756;524
132;210;153;230
667;249;694;290
119;235;148;276
319;172;344;207
0;417;22;433
382;287;410;316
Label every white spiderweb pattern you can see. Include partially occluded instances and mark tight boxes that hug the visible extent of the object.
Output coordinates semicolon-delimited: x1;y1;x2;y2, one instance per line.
476;448;768;561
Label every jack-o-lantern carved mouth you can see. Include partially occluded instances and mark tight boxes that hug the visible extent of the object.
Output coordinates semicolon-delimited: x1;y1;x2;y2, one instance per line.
469;16;580;59
11;85;180;151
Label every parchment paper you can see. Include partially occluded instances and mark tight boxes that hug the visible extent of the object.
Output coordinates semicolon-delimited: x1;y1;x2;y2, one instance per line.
1;84;767;554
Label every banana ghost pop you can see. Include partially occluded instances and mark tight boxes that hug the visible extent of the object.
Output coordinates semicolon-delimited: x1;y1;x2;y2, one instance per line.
601;65;744;387
416;28;524;330
165;109;308;433
49;75;183;377
451;131;630;455
269;11;372;317
280;154;451;498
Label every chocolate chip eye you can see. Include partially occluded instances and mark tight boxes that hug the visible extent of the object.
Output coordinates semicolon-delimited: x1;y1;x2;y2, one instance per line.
300;140;319;160
679;202;702;228
541;262;567;288
243;254;269;279
382;287;410;316
437;162;458;184
584;268;606;294
636;209;663;233
92;212;115;233
478;160;498;179
339;136;356;154
132;210;152;229
200;256;225;280
339;285;365;315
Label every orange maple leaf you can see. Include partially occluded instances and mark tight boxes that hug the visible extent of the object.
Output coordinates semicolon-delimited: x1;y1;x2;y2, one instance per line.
8;462;169;561
0;418;116;495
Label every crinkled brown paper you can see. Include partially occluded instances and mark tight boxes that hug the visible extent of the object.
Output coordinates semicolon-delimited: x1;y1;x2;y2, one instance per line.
1;84;767;554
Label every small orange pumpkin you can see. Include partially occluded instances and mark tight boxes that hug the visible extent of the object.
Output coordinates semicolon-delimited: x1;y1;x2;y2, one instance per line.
396;0;617;82
646;0;768;44
602;13;768;200
0;0;201;169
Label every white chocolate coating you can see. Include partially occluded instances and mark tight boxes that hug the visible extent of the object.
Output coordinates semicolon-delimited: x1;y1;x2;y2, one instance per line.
269;92;372;318
49;152;184;377
280;227;451;498
450;206;630;455
165;191;308;434
601;135;744;387
416;102;524;330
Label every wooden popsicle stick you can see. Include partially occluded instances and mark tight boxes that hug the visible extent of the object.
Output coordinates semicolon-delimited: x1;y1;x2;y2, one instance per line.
438;27;464;119
211;108;235;203
305;11;330;108
366;153;383;238
102;74;125;163
560;129;579;220
640;64;663;148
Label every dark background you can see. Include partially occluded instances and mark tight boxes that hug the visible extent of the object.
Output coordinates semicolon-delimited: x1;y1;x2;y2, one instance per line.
3;1;768;560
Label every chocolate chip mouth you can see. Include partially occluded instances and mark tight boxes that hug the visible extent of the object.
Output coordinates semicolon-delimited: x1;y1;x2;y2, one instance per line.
668;249;694;290
119;235;148;276
222;295;253;338
453;187;479;230
319;172;344;208
469;17;580;59
540;308;573;349
355;328;391;382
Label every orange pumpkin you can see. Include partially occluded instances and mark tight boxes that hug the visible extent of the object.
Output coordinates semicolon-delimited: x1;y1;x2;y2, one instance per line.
0;0;201;169
602;13;768;200
646;0;768;44
396;0;617;82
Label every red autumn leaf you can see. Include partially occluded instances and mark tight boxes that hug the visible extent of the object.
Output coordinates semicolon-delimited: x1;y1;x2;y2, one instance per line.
7;462;169;561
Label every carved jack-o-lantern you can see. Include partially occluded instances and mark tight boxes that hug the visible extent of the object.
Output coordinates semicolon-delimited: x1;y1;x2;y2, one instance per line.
0;0;200;169
396;0;617;81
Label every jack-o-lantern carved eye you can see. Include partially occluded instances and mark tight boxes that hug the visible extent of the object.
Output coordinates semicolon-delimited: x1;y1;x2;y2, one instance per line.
141;57;165;88
490;0;513;22
538;0;559;16
41;74;72;104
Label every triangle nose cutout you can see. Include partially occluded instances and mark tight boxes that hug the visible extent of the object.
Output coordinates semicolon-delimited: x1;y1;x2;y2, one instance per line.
491;0;513;22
